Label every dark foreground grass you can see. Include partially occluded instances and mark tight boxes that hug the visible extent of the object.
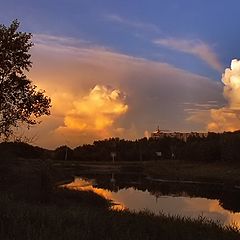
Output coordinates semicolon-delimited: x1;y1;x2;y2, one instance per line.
0;192;240;240
0;158;240;240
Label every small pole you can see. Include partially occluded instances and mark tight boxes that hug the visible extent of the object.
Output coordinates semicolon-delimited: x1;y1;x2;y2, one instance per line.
111;152;116;164
64;146;68;161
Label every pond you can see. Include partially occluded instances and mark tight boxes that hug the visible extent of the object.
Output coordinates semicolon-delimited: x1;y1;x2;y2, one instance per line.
64;173;240;227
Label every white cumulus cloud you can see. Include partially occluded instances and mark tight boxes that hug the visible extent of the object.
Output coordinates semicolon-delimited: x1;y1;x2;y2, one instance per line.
207;59;240;131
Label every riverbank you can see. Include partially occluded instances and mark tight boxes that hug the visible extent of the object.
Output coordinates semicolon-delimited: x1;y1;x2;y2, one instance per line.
144;160;240;186
1;158;240;239
53;159;240;186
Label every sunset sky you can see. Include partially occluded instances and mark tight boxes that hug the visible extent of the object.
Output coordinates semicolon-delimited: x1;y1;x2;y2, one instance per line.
1;0;240;148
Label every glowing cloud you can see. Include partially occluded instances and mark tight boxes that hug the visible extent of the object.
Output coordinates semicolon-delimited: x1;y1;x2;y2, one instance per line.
207;59;240;131
57;85;128;134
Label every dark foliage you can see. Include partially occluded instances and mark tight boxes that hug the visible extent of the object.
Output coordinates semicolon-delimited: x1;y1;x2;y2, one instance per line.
0;20;51;139
67;131;240;163
63;131;240;162
1;131;240;163
0;141;50;161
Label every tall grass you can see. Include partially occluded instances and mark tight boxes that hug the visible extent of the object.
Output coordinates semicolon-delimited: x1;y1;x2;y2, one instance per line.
0;193;239;240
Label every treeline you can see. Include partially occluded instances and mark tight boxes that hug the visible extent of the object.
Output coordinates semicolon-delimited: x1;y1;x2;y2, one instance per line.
0;142;51;160
1;131;240;162
54;131;240;162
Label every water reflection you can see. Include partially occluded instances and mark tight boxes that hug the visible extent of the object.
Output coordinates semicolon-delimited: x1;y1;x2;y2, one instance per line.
65;174;240;227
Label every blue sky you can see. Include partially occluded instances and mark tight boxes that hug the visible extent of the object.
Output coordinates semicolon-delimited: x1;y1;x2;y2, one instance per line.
1;0;240;147
1;0;239;77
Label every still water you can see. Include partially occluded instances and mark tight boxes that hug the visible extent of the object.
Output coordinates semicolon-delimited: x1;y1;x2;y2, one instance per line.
65;174;240;227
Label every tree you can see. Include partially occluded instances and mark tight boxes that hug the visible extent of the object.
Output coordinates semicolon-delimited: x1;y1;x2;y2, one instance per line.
0;20;51;140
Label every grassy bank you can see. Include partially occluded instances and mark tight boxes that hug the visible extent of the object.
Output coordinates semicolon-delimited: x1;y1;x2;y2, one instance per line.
144;160;240;185
53;159;240;185
0;158;240;239
1;192;239;240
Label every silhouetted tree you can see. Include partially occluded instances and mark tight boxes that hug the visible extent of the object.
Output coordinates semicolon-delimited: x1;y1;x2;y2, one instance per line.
0;20;51;140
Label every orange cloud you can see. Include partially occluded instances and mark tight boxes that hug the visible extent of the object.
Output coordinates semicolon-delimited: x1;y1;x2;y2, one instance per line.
57;85;128;134
208;108;240;132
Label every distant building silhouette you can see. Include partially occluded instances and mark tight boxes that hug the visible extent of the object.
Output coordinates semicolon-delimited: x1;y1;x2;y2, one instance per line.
151;126;208;141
